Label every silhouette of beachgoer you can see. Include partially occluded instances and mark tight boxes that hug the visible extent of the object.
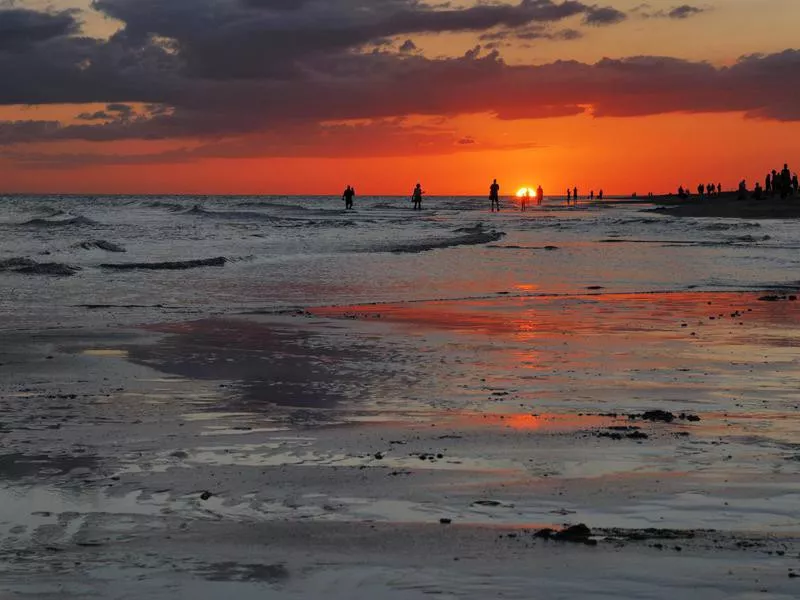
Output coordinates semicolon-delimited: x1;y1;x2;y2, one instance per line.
520;188;530;212
489;179;500;212
598;189;603;201
697;183;705;197
536;185;544;205
717;183;722;196
412;183;423;210
566;188;571;204
753;182;763;200
771;170;778;197
766;173;772;195
792;173;799;196
573;187;578;204
589;190;594;200
678;185;685;198
342;185;355;210
738;179;747;200
781;163;792;199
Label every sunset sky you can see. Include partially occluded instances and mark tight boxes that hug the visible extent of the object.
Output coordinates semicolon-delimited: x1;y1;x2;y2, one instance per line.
1;0;799;195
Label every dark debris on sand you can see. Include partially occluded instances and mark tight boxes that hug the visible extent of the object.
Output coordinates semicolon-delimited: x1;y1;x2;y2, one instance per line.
534;524;597;546
628;410;701;423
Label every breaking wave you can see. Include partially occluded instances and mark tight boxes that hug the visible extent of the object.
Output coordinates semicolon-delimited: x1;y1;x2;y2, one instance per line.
23;215;97;227
701;221;761;231
0;258;80;276
74;240;127;252
384;225;505;254
100;257;227;271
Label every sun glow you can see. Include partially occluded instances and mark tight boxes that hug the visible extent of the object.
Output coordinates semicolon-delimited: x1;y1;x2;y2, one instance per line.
516;187;535;197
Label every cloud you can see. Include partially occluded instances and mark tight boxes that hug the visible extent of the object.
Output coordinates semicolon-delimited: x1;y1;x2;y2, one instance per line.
668;5;704;19
3;119;539;166
633;3;707;20
0;7;80;49
0;0;798;167
583;5;626;26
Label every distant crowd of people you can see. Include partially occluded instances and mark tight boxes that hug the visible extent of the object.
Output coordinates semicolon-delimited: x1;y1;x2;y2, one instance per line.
677;182;723;199
674;162;799;202
737;163;798;200
343;180;603;211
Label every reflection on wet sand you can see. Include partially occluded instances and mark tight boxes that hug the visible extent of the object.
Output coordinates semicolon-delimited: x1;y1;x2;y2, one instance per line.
3;290;800;597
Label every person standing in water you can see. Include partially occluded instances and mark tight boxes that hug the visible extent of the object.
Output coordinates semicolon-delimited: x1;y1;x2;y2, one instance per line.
536;185;544;206
489;179;500;212
342;185;355;210
566;188;571;205
411;183;423;210
521;188;529;212
573;187;578;204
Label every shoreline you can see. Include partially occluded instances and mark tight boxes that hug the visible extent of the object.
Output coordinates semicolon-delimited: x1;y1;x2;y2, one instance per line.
2;289;800;596
595;192;800;218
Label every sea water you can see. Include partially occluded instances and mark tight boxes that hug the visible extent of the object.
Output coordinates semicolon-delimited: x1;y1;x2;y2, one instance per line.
0;194;798;330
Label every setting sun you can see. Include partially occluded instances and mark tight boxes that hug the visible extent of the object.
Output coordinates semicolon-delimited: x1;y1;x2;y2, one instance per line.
516;187;535;197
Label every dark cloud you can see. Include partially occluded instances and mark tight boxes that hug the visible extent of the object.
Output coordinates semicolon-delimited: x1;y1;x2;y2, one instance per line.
399;39;417;53
0;8;79;50
668;5;704;19
583;5;626;26
90;0;617;79
0;0;798;166
633;3;707;20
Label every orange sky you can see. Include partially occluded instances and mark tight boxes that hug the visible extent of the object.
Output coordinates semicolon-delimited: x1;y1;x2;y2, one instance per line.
1;0;799;195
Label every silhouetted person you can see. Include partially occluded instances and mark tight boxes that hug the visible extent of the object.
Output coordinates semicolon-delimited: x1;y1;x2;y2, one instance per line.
566;188;571;204
793;173;799;196
489;179;500;212
708;183;715;197
781;163;791;199
342;185;355;210
766;173;772;195
589;190;594;200
717;182;722;196
678;185;685;198
598;189;603;201
738;179;747;200
520;189;529;212
536;185;544;205
753;182;763;200
573;187;578;203
411;183;423;210
697;183;705;197
771;170;778;197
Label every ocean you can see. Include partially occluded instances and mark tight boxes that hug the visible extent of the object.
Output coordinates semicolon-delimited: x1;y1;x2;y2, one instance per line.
1;194;797;330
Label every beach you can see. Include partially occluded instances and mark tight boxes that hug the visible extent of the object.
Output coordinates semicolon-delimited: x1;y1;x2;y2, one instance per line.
644;192;800;219
1;195;800;598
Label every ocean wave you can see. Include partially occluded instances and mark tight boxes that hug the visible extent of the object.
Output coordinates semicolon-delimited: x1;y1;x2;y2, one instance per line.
100;257;227;271
74;240;127;252
729;234;771;243
610;217;665;225
701;222;761;231
185;205;276;222
23;215;97;227
274;218;358;229
386;226;505;254
143;200;185;212
0;258;80;276
235;200;308;211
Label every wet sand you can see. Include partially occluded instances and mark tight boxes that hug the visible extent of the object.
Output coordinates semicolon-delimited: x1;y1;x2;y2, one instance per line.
2;290;800;598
